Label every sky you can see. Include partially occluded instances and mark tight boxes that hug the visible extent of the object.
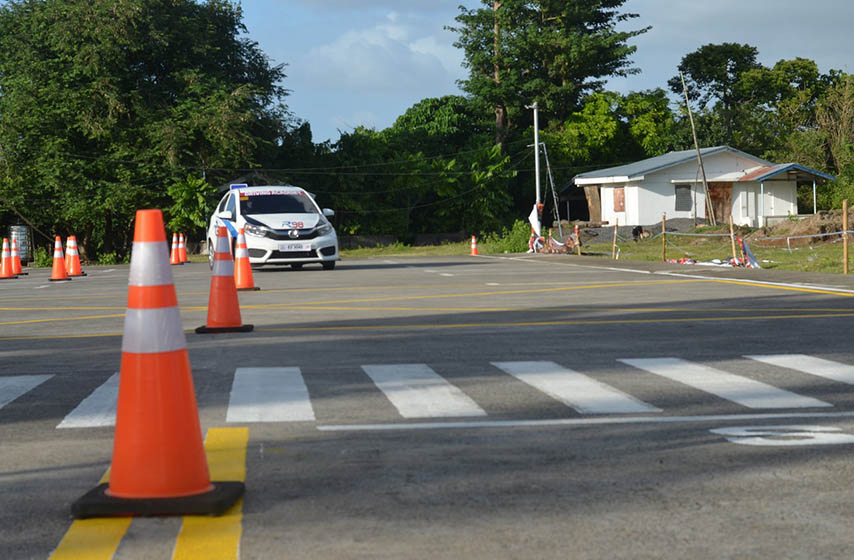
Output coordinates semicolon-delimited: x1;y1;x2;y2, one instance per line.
240;0;854;144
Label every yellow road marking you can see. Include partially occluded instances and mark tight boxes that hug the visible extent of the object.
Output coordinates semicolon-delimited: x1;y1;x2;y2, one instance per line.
173;427;249;560
254;311;854;333
49;471;129;560
0;314;126;326
50;429;249;560
708;278;854;297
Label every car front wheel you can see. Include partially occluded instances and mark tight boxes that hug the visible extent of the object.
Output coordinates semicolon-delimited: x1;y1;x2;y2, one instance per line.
208;239;214;269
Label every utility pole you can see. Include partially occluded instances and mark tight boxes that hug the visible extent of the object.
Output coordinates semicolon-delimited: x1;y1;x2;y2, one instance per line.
680;71;716;226
530;102;541;206
525;102;542;237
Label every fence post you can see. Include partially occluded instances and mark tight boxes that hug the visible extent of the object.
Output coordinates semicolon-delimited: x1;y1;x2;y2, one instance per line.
611;219;619;259
729;216;738;266
844;199;849;275
661;214;666;262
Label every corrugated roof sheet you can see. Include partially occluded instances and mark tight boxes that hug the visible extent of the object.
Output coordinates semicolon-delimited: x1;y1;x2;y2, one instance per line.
738;163;835;182
571;146;771;183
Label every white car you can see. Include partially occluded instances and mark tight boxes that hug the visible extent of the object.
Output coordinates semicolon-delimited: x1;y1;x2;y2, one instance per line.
208;184;339;270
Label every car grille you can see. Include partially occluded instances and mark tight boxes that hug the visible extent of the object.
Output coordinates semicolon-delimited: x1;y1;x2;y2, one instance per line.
247;248;267;258
265;229;318;240
268;250;317;259
319;245;336;256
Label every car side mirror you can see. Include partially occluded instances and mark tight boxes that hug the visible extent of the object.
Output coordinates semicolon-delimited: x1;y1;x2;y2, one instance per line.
217;210;233;221
322;208;335;217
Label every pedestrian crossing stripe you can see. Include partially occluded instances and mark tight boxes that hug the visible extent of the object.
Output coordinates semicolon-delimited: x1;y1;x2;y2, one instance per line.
2;355;853;429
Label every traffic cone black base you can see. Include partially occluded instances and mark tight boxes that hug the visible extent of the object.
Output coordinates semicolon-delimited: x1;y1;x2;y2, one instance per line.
49;277;72;282
195;324;254;334
237;286;261;292
71;481;245;519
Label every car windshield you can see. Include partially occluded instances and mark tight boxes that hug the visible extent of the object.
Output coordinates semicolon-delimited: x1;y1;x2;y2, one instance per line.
239;193;317;215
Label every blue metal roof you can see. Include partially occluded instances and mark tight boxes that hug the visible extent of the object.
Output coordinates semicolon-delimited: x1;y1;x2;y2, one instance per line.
569;146;773;184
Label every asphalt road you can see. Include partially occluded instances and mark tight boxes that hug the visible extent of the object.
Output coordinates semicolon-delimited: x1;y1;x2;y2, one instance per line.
3;253;854;559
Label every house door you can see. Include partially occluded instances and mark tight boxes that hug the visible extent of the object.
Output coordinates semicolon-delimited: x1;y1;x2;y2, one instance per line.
707;182;732;224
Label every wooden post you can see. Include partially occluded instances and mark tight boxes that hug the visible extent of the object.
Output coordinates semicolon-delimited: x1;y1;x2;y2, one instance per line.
661;214;666;262
574;224;581;256
729;215;739;266
611;219;619;259
844;199;849;275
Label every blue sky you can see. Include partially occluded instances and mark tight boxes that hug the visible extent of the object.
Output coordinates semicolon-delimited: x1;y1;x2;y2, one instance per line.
240;0;854;144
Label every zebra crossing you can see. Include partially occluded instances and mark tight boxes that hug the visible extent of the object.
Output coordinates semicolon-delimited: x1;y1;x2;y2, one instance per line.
4;354;854;429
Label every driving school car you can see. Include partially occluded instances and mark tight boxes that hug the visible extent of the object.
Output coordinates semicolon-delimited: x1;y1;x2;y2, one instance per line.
208;184;339;269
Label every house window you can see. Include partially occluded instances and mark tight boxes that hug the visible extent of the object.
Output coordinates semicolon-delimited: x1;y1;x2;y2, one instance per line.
675;184;692;212
613;187;625;212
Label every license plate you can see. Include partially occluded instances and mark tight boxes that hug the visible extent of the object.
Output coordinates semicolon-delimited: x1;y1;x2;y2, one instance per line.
278;242;310;252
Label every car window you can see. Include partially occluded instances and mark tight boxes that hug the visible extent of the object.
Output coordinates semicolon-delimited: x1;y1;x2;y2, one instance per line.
224;194;236;215
240;193;318;215
217;194;229;213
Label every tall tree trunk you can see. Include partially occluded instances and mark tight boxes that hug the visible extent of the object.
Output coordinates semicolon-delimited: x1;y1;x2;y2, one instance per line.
493;1;507;150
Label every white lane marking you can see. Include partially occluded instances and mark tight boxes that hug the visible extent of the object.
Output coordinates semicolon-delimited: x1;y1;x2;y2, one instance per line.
440;273;454;277
493;361;660;414
619;358;831;409
477;254;854;294
746;354;854;385
227;367;315;422
0;375;52;410
57;373;118;428
486;282;500;286
362;364;486;418
710;425;854;446
34;285;49;290
318;411;854;432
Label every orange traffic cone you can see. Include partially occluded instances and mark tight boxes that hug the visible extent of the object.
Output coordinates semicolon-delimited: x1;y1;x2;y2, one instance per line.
170;233;181;265
178;233;188;263
470;235;478;256
10;237;26;275
0;238;16;279
49;236;71;282
65;236;86;277
196;225;253;333
71;209;244;518
234;228;259;291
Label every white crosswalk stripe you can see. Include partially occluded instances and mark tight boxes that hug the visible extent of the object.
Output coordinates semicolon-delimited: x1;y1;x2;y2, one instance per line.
619;357;832;409
0;375;52;410
492;361;661;414
57;373;118;429
362;363;487;418
745;354;854;385
227;367;315;422
33;355;854;430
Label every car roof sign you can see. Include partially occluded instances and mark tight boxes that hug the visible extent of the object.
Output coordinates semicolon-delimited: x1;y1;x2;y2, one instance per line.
229;183;248;190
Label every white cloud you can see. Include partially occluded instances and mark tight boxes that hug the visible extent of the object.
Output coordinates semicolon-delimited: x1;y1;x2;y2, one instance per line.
294;11;463;95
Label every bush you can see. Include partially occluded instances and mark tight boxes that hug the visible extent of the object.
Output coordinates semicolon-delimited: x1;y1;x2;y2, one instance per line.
97;251;129;265
32;245;53;267
480;219;531;253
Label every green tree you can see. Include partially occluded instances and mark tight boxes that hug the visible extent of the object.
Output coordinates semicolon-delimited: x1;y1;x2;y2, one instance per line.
449;0;649;147
0;0;289;258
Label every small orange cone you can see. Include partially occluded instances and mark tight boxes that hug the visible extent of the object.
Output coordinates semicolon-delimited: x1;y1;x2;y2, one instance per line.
49;236;71;282
170;233;181;265
470;235;478;256
196;225;253;333
65;236;86;277
178;233;188;263
0;238;17;279
234;228;260;291
10;238;26;275
71;209;244;518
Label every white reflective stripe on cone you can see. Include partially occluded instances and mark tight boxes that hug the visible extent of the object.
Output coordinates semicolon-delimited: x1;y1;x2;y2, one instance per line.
128;242;174;286
121;307;187;353
213;258;235;277
234;247;249;258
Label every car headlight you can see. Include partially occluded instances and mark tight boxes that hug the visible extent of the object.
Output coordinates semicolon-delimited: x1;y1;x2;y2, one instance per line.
315;222;333;235
245;223;272;237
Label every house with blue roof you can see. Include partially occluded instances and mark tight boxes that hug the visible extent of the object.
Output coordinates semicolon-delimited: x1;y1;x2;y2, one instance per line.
563;146;834;227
